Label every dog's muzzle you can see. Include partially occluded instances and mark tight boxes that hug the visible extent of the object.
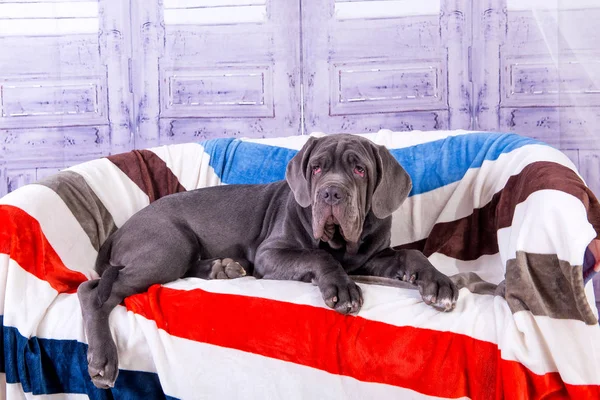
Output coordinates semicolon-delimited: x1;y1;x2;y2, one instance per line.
312;184;362;254
318;185;346;206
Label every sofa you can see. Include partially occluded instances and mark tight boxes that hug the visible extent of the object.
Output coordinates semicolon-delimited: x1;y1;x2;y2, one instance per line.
0;129;599;399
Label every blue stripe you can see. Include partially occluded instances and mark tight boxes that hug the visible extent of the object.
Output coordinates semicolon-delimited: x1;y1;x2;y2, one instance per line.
0;317;178;399
201;138;297;185
389;132;544;195
583;246;597;284
200;133;546;196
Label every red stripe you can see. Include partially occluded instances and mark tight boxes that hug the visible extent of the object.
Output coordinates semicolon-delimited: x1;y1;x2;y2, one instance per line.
0;204;87;294
125;285;599;400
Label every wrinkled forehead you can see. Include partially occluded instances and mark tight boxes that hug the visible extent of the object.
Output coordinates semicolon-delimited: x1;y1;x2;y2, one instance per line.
310;135;373;164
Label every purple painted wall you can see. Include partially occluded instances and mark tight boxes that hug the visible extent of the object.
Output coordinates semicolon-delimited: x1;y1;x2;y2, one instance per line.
1;0;599;197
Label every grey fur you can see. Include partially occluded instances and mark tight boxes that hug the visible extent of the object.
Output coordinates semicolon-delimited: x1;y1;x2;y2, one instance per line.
78;134;458;389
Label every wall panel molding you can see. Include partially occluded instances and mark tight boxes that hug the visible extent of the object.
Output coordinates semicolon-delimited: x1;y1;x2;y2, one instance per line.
161;65;274;118
330;59;446;115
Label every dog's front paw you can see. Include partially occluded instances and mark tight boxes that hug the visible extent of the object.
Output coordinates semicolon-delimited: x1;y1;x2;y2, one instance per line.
87;340;119;389
318;273;363;315
400;269;458;312
209;258;247;279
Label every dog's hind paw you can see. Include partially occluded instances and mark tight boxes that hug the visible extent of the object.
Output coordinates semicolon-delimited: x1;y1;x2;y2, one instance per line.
209;258;247;279
87;341;119;389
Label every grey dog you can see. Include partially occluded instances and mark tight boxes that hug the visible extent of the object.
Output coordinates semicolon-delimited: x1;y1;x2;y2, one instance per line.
77;134;458;389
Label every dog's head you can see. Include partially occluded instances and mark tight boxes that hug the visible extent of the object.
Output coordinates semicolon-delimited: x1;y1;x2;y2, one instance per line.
286;134;412;254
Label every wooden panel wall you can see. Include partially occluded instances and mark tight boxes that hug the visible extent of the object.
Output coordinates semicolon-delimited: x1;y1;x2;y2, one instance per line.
301;0;472;134
1;0;600;198
132;0;302;148
0;0;132;195
473;0;600;194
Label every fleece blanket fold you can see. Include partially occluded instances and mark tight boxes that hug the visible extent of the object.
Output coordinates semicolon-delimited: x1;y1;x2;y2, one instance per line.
0;129;599;400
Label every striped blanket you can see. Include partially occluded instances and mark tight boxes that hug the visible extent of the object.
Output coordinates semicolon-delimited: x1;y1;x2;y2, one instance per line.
1;130;599;399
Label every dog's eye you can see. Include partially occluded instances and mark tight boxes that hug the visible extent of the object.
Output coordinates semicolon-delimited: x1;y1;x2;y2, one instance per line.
312;166;322;175
354;166;365;177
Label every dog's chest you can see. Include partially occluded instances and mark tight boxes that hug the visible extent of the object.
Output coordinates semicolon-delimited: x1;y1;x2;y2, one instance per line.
318;241;364;271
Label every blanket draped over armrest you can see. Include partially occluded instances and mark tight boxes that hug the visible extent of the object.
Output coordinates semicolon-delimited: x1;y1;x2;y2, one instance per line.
0;130;599;399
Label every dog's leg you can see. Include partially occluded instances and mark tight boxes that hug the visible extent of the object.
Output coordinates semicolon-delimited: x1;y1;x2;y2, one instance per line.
184;257;251;280
355;248;458;311
78;256;192;388
255;248;363;314
77;276;123;389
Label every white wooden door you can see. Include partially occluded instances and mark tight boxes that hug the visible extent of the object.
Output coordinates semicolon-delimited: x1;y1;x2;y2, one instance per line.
0;0;133;196
301;0;472;134
131;0;302;148
472;0;600;193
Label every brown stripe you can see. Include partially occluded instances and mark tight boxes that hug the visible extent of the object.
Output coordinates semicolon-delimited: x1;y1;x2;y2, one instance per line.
394;238;426;252
505;251;597;325
38;171;117;251
108;149;186;202
394;161;600;261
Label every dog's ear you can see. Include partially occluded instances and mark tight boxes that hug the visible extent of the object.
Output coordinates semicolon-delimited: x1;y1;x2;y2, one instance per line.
371;143;412;219
286;136;319;207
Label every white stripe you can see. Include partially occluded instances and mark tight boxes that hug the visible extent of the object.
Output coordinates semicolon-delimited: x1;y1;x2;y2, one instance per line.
497;190;597;267
508;312;600;384
67;159;149;228
429;252;505;285
585;278;599;320
359;129;475;149
112;307;158;373
147;143;223;191
0;185;98;279
6;381;27;400
0;254;10;314
242;129;475;150
3;259;62;338
155;331;466;400
242;132;316;150
391;144;578;246
391;179;461;246
164;277;500;342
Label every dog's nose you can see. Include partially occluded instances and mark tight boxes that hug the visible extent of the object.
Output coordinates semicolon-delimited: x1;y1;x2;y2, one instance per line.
320;186;345;205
